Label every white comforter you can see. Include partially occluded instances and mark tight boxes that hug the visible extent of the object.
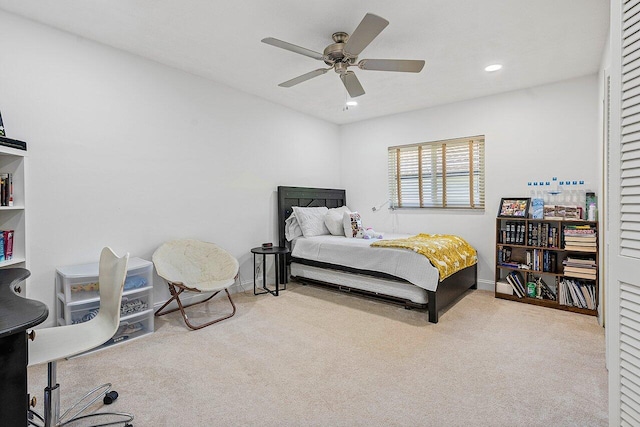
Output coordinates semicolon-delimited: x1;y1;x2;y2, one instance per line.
291;234;440;292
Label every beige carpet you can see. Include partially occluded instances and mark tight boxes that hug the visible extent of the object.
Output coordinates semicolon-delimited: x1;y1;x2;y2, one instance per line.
27;282;607;426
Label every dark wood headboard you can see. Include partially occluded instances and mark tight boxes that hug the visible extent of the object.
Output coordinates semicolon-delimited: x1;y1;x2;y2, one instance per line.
277;186;347;248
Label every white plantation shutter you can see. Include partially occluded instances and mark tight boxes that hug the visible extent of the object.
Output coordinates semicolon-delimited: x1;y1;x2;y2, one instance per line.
612;1;640;424
388;136;485;209
622;0;640;258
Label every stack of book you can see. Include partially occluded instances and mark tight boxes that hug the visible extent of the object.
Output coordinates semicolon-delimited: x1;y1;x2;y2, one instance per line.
558;278;596;310
501;221;525;245
505;271;526;298
563;224;597;252
527;222;559;248
562;256;597;280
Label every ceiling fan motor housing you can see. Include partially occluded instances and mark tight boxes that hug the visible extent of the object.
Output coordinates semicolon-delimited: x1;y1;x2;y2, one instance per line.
324;32;357;68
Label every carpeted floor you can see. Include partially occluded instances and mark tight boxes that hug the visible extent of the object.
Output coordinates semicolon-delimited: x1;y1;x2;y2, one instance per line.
27;282;607;426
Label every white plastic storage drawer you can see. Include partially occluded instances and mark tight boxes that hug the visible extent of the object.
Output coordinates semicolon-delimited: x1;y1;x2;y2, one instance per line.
107;311;153;345
77;311;154;357
57;287;153;326
56;257;153;303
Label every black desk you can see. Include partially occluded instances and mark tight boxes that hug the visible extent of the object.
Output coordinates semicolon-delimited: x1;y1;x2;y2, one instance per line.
0;268;48;427
251;247;290;296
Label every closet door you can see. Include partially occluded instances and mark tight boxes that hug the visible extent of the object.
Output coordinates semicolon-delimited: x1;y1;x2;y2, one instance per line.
609;1;640;425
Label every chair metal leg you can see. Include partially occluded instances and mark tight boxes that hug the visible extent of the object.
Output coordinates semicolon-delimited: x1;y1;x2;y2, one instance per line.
28;361;134;427
155;282;236;330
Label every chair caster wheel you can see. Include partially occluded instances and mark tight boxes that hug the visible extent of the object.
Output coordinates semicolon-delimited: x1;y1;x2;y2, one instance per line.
103;390;118;404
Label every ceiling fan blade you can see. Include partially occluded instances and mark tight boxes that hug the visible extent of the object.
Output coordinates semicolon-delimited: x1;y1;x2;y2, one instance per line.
340;71;365;98
261;37;324;61
344;13;389;57
279;68;330;87
358;59;425;73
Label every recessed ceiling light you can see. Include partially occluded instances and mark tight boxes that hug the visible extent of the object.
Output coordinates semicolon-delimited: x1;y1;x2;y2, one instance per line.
346;100;358;106
485;64;502;72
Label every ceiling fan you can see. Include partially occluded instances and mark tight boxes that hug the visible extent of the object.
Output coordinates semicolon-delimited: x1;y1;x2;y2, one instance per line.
261;13;425;98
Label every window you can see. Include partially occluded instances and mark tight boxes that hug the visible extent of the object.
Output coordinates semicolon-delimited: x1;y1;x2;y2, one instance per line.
388;136;485;209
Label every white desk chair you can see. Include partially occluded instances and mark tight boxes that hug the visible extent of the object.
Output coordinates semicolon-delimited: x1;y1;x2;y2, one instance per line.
153;239;239;330
27;247;134;427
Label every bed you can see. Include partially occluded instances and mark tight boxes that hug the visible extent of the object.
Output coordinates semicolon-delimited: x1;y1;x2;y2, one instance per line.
277;186;477;323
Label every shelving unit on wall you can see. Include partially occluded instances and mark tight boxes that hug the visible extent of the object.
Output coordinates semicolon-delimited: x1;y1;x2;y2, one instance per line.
495;217;598;316
0;138;27;270
56;257;154;357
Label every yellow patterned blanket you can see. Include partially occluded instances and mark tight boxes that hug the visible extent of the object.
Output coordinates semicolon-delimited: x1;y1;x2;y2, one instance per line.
370;234;477;281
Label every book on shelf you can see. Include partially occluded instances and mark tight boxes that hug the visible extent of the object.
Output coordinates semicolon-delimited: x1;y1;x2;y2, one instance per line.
497;246;515;265
564;245;597;252
564;206;581;220
4;230;13;261
559;279;595;310
564;235;597;242
542;250;557;273
564;226;596;234
0;230;13;261
0;173;13;206
505;276;522;297
563;270;597;280
501;221;526;245
563;239;597;246
564;264;597;274
506;271;527;298
564;256;596;267
537;277;557;301
527;223;539;246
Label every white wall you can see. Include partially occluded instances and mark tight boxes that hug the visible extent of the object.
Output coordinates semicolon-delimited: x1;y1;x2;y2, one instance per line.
340;75;600;289
0;10;602;321
0;11;341;325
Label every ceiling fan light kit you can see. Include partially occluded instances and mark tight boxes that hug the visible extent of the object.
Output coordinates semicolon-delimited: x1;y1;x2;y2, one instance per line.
262;13;425;98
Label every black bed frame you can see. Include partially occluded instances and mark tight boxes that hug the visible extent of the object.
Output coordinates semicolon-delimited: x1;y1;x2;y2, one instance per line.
277;186;477;323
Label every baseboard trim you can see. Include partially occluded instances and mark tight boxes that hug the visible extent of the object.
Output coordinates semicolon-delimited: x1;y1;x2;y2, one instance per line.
476;278;494;292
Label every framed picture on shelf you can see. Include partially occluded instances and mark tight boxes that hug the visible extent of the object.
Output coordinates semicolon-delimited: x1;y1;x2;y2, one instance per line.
0;110;4;137
497;198;530;218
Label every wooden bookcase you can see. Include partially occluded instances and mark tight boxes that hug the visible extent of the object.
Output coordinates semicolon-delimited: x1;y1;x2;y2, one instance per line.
495;217;598;316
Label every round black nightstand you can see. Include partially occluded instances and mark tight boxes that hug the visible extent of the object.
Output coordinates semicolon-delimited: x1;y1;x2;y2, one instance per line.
251;246;290;296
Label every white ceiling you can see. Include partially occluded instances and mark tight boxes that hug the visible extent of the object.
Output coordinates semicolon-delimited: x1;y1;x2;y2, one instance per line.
0;0;610;125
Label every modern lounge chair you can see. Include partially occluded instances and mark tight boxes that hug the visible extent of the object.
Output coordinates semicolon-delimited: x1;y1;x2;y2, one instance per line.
152;239;239;330
27;247;133;427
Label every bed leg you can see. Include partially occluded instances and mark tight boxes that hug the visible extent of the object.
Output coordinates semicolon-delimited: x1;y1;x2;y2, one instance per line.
427;291;438;323
471;282;477;290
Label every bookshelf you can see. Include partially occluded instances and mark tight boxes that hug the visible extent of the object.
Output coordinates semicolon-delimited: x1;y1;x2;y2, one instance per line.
0;139;26;271
495;217;598;316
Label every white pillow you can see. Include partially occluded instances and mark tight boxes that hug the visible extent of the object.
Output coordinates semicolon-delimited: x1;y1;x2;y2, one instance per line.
343;211;362;238
292;206;330;237
284;212;303;241
324;206;351;236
